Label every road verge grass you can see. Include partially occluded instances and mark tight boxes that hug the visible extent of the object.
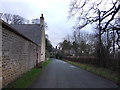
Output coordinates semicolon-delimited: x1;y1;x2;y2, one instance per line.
3;59;52;89
65;60;119;85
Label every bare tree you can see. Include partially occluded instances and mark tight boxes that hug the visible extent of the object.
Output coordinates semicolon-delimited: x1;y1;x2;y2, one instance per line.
69;0;120;66
31;18;40;24
69;0;120;32
11;15;25;24
31;18;48;30
0;13;3;19
3;13;12;24
0;13;30;24
44;22;48;30
113;18;120;49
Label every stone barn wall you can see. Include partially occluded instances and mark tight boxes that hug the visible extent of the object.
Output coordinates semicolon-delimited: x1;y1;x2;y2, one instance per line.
0;20;2;89
1;21;38;88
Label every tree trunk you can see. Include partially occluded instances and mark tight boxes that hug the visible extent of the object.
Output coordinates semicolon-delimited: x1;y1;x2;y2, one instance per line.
98;9;102;67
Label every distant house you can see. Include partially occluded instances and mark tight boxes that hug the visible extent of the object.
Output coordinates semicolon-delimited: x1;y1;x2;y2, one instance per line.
0;14;45;88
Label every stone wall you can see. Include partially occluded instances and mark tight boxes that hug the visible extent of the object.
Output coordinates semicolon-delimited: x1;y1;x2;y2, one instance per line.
0;20;2;89
1;21;38;88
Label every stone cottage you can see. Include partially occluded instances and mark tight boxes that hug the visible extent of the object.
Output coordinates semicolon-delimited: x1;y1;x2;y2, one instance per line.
0;14;46;89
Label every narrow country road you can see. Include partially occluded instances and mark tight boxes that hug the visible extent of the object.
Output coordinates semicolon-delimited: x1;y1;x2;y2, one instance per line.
30;59;118;88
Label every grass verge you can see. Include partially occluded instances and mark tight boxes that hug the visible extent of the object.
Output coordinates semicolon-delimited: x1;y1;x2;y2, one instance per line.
3;59;52;89
65;60;119;85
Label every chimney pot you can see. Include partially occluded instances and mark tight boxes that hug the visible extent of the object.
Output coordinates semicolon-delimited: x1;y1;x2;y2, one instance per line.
41;14;43;17
40;14;44;19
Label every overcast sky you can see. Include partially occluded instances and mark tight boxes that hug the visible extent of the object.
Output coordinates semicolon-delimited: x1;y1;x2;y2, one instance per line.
0;0;76;47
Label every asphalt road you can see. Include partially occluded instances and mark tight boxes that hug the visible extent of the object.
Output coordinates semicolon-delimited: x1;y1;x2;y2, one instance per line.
30;59;119;88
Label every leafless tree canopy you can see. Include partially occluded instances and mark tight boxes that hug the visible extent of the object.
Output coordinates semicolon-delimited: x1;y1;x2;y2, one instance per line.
69;0;119;28
31;18;40;24
69;0;120;49
0;13;29;24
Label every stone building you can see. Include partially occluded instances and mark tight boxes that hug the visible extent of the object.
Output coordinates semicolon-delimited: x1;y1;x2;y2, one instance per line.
0;14;45;89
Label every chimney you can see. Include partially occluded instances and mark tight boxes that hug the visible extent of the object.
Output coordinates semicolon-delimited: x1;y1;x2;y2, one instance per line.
40;14;44;27
40;14;45;62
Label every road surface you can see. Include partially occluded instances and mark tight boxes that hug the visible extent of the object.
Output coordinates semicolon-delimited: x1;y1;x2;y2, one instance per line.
30;59;119;88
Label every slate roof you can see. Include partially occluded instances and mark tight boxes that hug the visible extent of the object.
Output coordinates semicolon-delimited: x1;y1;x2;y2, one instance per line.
11;24;41;45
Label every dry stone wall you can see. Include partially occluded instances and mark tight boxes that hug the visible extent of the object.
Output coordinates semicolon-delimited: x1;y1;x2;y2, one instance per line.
2;25;38;87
